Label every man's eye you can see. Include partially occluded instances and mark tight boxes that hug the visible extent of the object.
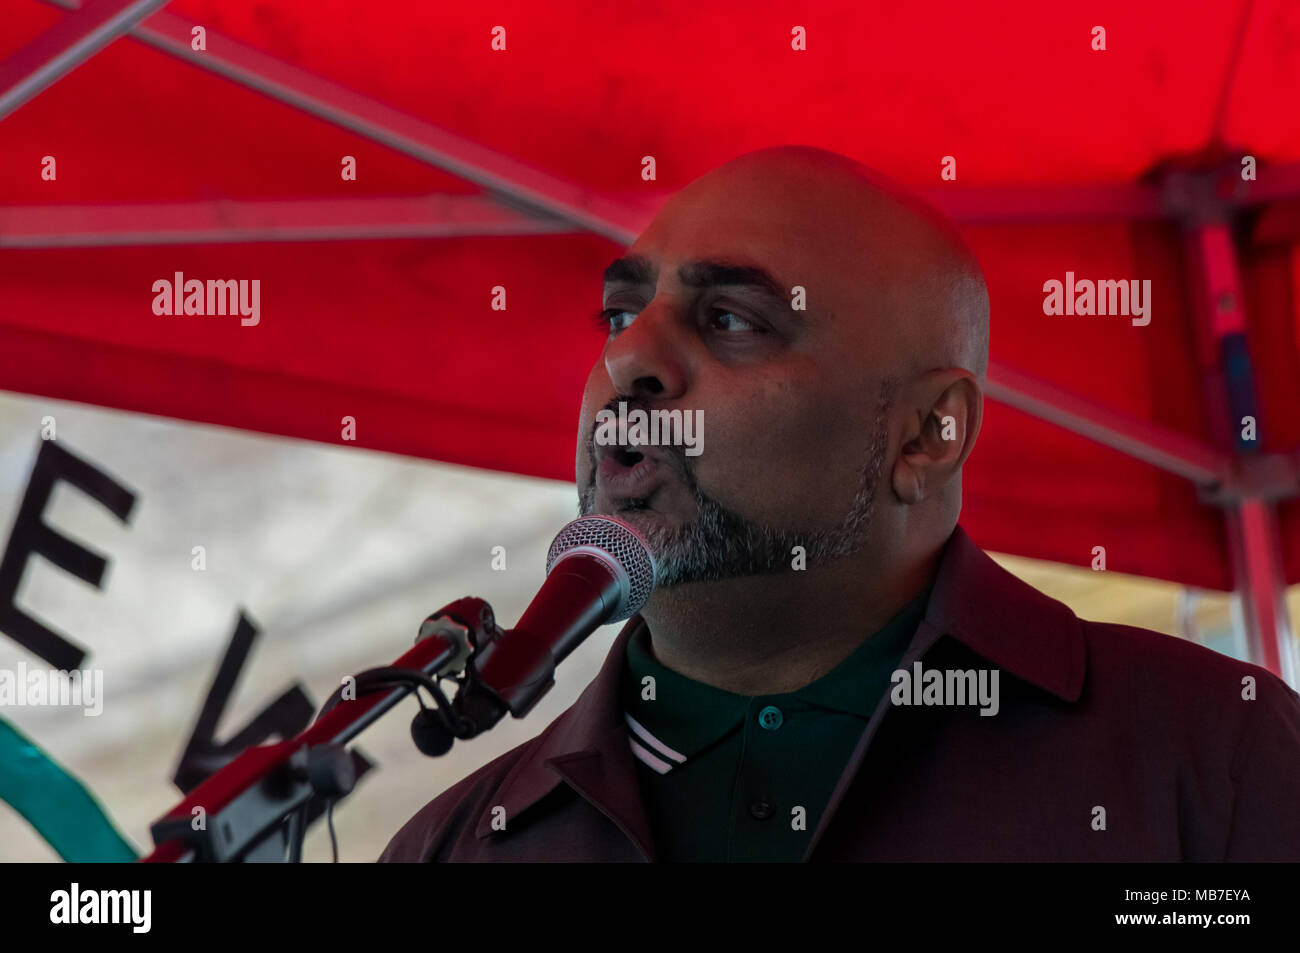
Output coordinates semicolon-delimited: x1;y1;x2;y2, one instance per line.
594;308;637;334
710;309;760;332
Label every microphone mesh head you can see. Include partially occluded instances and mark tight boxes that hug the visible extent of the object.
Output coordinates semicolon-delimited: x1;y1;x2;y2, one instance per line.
545;515;658;622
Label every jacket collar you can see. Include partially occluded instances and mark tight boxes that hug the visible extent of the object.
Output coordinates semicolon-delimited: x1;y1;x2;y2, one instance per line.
920;524;1085;702
474;524;1085;853
474;618;656;857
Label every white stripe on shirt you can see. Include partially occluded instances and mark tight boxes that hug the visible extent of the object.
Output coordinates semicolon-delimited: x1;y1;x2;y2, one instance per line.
624;712;687;764
628;737;675;774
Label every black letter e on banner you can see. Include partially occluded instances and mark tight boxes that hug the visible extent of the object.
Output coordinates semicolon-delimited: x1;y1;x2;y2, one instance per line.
0;441;137;670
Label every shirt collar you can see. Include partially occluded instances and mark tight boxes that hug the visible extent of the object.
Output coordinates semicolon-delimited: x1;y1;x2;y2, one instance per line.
622;582;930;761
621;623;745;760
787;585;929;715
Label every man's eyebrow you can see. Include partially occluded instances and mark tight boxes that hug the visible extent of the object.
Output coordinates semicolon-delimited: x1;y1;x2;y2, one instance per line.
602;255;656;286
602;255;800;321
602;256;786;300
677;260;786;301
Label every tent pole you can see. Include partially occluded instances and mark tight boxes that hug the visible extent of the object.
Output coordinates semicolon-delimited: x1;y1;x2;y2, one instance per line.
1175;177;1297;685
984;361;1228;484
1224;500;1299;685
0;0;171;121
37;0;649;244
0;195;579;248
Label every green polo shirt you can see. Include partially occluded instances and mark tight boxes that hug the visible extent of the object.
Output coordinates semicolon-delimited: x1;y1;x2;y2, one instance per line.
621;587;929;862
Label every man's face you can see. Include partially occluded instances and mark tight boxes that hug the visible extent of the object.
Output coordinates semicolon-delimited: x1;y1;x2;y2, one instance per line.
575;174;900;586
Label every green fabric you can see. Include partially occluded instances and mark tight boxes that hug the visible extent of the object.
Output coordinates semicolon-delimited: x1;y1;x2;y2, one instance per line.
0;716;138;862
623;588;928;862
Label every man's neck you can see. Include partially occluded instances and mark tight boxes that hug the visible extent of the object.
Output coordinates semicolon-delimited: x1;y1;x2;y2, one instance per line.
638;547;940;696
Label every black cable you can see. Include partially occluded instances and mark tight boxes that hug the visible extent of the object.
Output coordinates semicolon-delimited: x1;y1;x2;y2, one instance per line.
327;799;338;863
361;667;467;733
282;668;476;862
315;667;475;737
289;801;309;862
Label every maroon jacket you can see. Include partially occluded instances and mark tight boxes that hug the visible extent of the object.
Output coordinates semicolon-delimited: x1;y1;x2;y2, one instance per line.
379;526;1300;861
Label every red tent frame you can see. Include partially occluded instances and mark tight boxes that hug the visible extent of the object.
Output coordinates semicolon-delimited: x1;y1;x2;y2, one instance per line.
2;0;1298;685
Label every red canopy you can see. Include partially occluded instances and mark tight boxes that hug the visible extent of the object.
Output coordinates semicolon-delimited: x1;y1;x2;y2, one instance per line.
2;1;1297;673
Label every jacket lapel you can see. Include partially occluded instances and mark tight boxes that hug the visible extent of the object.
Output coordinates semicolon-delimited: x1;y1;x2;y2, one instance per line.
801;525;1087;859
473;621;657;861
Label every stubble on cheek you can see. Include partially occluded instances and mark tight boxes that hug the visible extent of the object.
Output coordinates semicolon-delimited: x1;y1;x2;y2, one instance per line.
709;395;850;530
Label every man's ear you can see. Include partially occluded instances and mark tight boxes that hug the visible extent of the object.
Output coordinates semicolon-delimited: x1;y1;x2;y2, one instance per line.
891;369;983;505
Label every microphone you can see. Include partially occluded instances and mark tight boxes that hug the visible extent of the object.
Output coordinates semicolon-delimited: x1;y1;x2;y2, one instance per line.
462;515;658;720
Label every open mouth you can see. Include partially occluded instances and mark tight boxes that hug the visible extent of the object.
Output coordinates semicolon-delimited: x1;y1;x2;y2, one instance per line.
595;442;669;500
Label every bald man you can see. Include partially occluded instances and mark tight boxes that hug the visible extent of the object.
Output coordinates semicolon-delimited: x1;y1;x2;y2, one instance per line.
381;146;1300;862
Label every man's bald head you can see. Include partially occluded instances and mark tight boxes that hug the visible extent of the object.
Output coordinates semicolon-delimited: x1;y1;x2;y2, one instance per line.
650;145;989;380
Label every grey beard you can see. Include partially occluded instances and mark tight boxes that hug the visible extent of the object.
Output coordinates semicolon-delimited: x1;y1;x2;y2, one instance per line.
577;381;897;587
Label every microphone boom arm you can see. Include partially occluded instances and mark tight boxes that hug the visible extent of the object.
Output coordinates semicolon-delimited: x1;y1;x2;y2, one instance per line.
141;597;503;863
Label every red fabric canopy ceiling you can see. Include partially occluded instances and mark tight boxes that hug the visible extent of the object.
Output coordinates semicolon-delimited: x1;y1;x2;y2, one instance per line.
1;0;1298;591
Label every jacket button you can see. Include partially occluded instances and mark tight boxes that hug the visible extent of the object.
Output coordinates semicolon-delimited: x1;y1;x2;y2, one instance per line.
749;798;775;820
757;705;783;730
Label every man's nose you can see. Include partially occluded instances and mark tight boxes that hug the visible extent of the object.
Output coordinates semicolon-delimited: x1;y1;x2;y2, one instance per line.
603;303;688;401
